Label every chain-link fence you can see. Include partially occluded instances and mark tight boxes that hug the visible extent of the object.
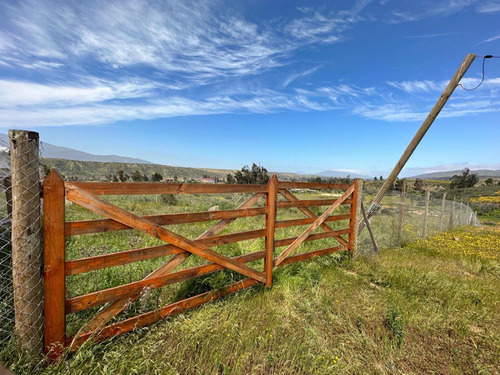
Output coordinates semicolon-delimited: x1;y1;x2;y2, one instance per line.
357;181;481;255
0;131;44;362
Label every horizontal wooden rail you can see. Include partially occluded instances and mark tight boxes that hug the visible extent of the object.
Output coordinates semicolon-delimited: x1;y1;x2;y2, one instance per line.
277;199;352;209
277;245;347;266
277;181;351;190
65;207;267;236
275;214;351;229
66;228;266;276
67;278;259;349
66;251;266;313
67;243;350;350
274;228;350;247
66;182;267;195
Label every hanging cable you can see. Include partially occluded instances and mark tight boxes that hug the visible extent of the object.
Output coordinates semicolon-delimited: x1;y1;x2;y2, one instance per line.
458;55;500;91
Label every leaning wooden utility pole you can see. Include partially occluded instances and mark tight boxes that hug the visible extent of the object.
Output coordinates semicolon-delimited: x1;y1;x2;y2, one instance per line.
361;54;476;227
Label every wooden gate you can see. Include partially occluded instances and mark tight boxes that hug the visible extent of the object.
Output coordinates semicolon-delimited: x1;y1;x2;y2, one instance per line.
43;171;362;359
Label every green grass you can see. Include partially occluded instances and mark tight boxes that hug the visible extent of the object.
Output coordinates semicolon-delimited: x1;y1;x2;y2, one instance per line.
3;227;499;374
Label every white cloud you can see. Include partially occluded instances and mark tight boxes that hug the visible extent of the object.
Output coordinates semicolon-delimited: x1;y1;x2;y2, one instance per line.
476;1;500;12
283;66;321;87
384;0;477;23
388;80;447;93
481;33;500;43
0;79;157;108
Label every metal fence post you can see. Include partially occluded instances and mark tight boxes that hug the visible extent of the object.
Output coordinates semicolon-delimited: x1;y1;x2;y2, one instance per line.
9;129;43;358
422;190;430;237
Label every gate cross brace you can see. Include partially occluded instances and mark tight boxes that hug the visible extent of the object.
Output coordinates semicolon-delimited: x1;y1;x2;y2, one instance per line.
65;184;266;282
277;189;349;248
275;184;355;266
78;192;265;333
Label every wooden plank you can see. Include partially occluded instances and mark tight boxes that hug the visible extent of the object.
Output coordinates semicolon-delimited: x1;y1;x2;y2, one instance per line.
66;250;265;313
65;245;183;276
275;184;355;266
277;198;352;209
65;184;266;283
67;278;259;350
275;214;351;229
277;181;351;190
277;245;347;266
278;189;350;247
78;192;264;333
68;242;349;350
65;206;268;236
67;182;267;195
43;170;66;360
275;228;350;248
66;228;265;276
264;175;278;287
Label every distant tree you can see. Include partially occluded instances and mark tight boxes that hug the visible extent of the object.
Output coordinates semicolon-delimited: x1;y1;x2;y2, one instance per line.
484;178;494;186
112;174;119;182
174;175;178;182
142;174;149;181
414;178;425;191
226;173;235;184
234;163;269;184
151;172;163;182
117;170;129;182
394;178;406;191
131;170;142;182
379;176;384;181
374;176;378;180
450;168;479;189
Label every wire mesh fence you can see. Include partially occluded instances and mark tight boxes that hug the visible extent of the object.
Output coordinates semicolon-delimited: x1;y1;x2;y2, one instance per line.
0;131;44;360
357;180;481;255
0;131;482;364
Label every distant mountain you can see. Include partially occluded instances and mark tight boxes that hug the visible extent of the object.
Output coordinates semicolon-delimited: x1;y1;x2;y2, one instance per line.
316;170;371;179
410;169;500;180
0;134;152;164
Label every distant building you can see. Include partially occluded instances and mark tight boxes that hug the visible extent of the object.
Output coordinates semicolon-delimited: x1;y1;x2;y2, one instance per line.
201;177;215;184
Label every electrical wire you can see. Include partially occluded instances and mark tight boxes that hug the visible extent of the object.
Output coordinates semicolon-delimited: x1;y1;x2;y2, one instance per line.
458;55;500;91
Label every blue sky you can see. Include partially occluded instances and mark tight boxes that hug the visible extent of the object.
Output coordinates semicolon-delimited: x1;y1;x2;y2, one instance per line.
0;0;499;177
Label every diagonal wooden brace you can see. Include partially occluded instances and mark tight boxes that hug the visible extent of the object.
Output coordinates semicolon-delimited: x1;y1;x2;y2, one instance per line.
275;184;355;266
278;188;349;247
79;192;265;332
65;184;266;285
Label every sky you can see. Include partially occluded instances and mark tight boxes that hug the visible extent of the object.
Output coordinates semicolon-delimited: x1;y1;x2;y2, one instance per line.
0;0;499;177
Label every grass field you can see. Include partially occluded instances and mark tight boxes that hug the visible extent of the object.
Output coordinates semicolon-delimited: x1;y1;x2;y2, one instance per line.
2;225;498;374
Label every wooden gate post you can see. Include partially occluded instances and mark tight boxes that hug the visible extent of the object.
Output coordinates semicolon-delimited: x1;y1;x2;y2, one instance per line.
264;175;278;287
43;170;66;360
349;179;363;255
9;130;43;357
